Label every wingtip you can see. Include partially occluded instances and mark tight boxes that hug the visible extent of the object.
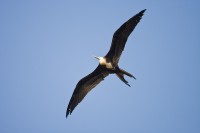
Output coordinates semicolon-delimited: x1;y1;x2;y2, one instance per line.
66;113;71;119
140;9;147;14
66;109;71;119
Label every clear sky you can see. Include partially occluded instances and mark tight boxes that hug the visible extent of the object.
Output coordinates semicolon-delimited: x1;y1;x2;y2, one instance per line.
0;0;200;133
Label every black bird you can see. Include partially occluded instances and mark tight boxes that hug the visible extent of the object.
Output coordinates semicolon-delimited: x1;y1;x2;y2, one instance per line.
66;9;146;118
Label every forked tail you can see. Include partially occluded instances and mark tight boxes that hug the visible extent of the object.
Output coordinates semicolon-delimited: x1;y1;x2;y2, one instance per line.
120;68;136;79
116;68;136;87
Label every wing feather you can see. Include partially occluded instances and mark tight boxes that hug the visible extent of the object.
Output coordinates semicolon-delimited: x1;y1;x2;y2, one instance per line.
106;9;146;66
66;65;109;118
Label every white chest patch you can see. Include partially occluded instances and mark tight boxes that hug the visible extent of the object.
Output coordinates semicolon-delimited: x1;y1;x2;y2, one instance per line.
99;57;113;69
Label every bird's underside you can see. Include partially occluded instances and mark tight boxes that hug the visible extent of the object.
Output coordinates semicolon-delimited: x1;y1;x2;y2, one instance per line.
66;9;146;118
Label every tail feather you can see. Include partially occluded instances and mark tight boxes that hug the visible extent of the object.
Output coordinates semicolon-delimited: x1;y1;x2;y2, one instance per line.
115;68;136;87
120;69;136;79
116;73;131;87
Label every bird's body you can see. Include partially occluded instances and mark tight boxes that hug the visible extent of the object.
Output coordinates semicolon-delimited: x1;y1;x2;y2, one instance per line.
66;9;146;118
96;57;113;69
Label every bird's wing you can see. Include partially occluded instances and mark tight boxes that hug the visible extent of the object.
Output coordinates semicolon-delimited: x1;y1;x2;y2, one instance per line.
66;65;109;118
105;9;146;66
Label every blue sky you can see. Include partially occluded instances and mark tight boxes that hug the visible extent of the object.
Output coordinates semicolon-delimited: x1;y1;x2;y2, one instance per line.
0;0;200;133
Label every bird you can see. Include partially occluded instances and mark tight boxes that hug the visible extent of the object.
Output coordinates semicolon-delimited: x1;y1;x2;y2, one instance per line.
66;9;146;118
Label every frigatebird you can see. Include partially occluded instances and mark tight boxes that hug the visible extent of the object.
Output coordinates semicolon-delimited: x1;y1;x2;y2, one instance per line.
66;9;146;118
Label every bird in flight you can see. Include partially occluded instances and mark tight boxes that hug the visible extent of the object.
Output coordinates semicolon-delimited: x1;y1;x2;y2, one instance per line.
66;9;146;118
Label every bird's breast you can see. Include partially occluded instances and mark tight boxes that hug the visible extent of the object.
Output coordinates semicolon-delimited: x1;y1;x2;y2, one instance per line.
104;62;113;69
99;58;113;69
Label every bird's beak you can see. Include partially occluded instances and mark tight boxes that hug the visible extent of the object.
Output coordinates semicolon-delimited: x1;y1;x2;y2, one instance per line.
94;56;100;60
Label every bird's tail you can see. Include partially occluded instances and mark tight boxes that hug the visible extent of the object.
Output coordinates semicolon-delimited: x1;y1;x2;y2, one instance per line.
116;68;136;87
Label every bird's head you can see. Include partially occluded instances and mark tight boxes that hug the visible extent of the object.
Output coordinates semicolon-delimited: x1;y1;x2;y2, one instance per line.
93;56;105;64
94;56;100;60
94;56;104;61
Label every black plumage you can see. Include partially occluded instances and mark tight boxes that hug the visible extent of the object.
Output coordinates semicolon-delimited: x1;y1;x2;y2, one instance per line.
66;9;146;118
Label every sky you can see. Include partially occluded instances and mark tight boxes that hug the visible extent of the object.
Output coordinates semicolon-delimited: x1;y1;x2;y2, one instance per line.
0;0;200;133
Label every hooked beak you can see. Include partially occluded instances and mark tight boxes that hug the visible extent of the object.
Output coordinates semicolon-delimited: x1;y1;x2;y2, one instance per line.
94;56;100;60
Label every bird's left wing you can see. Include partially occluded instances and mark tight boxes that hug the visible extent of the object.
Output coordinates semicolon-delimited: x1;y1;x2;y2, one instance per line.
66;65;109;118
105;9;146;66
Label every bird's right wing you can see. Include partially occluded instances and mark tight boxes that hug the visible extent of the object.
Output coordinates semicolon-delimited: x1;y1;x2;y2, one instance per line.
66;65;109;118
